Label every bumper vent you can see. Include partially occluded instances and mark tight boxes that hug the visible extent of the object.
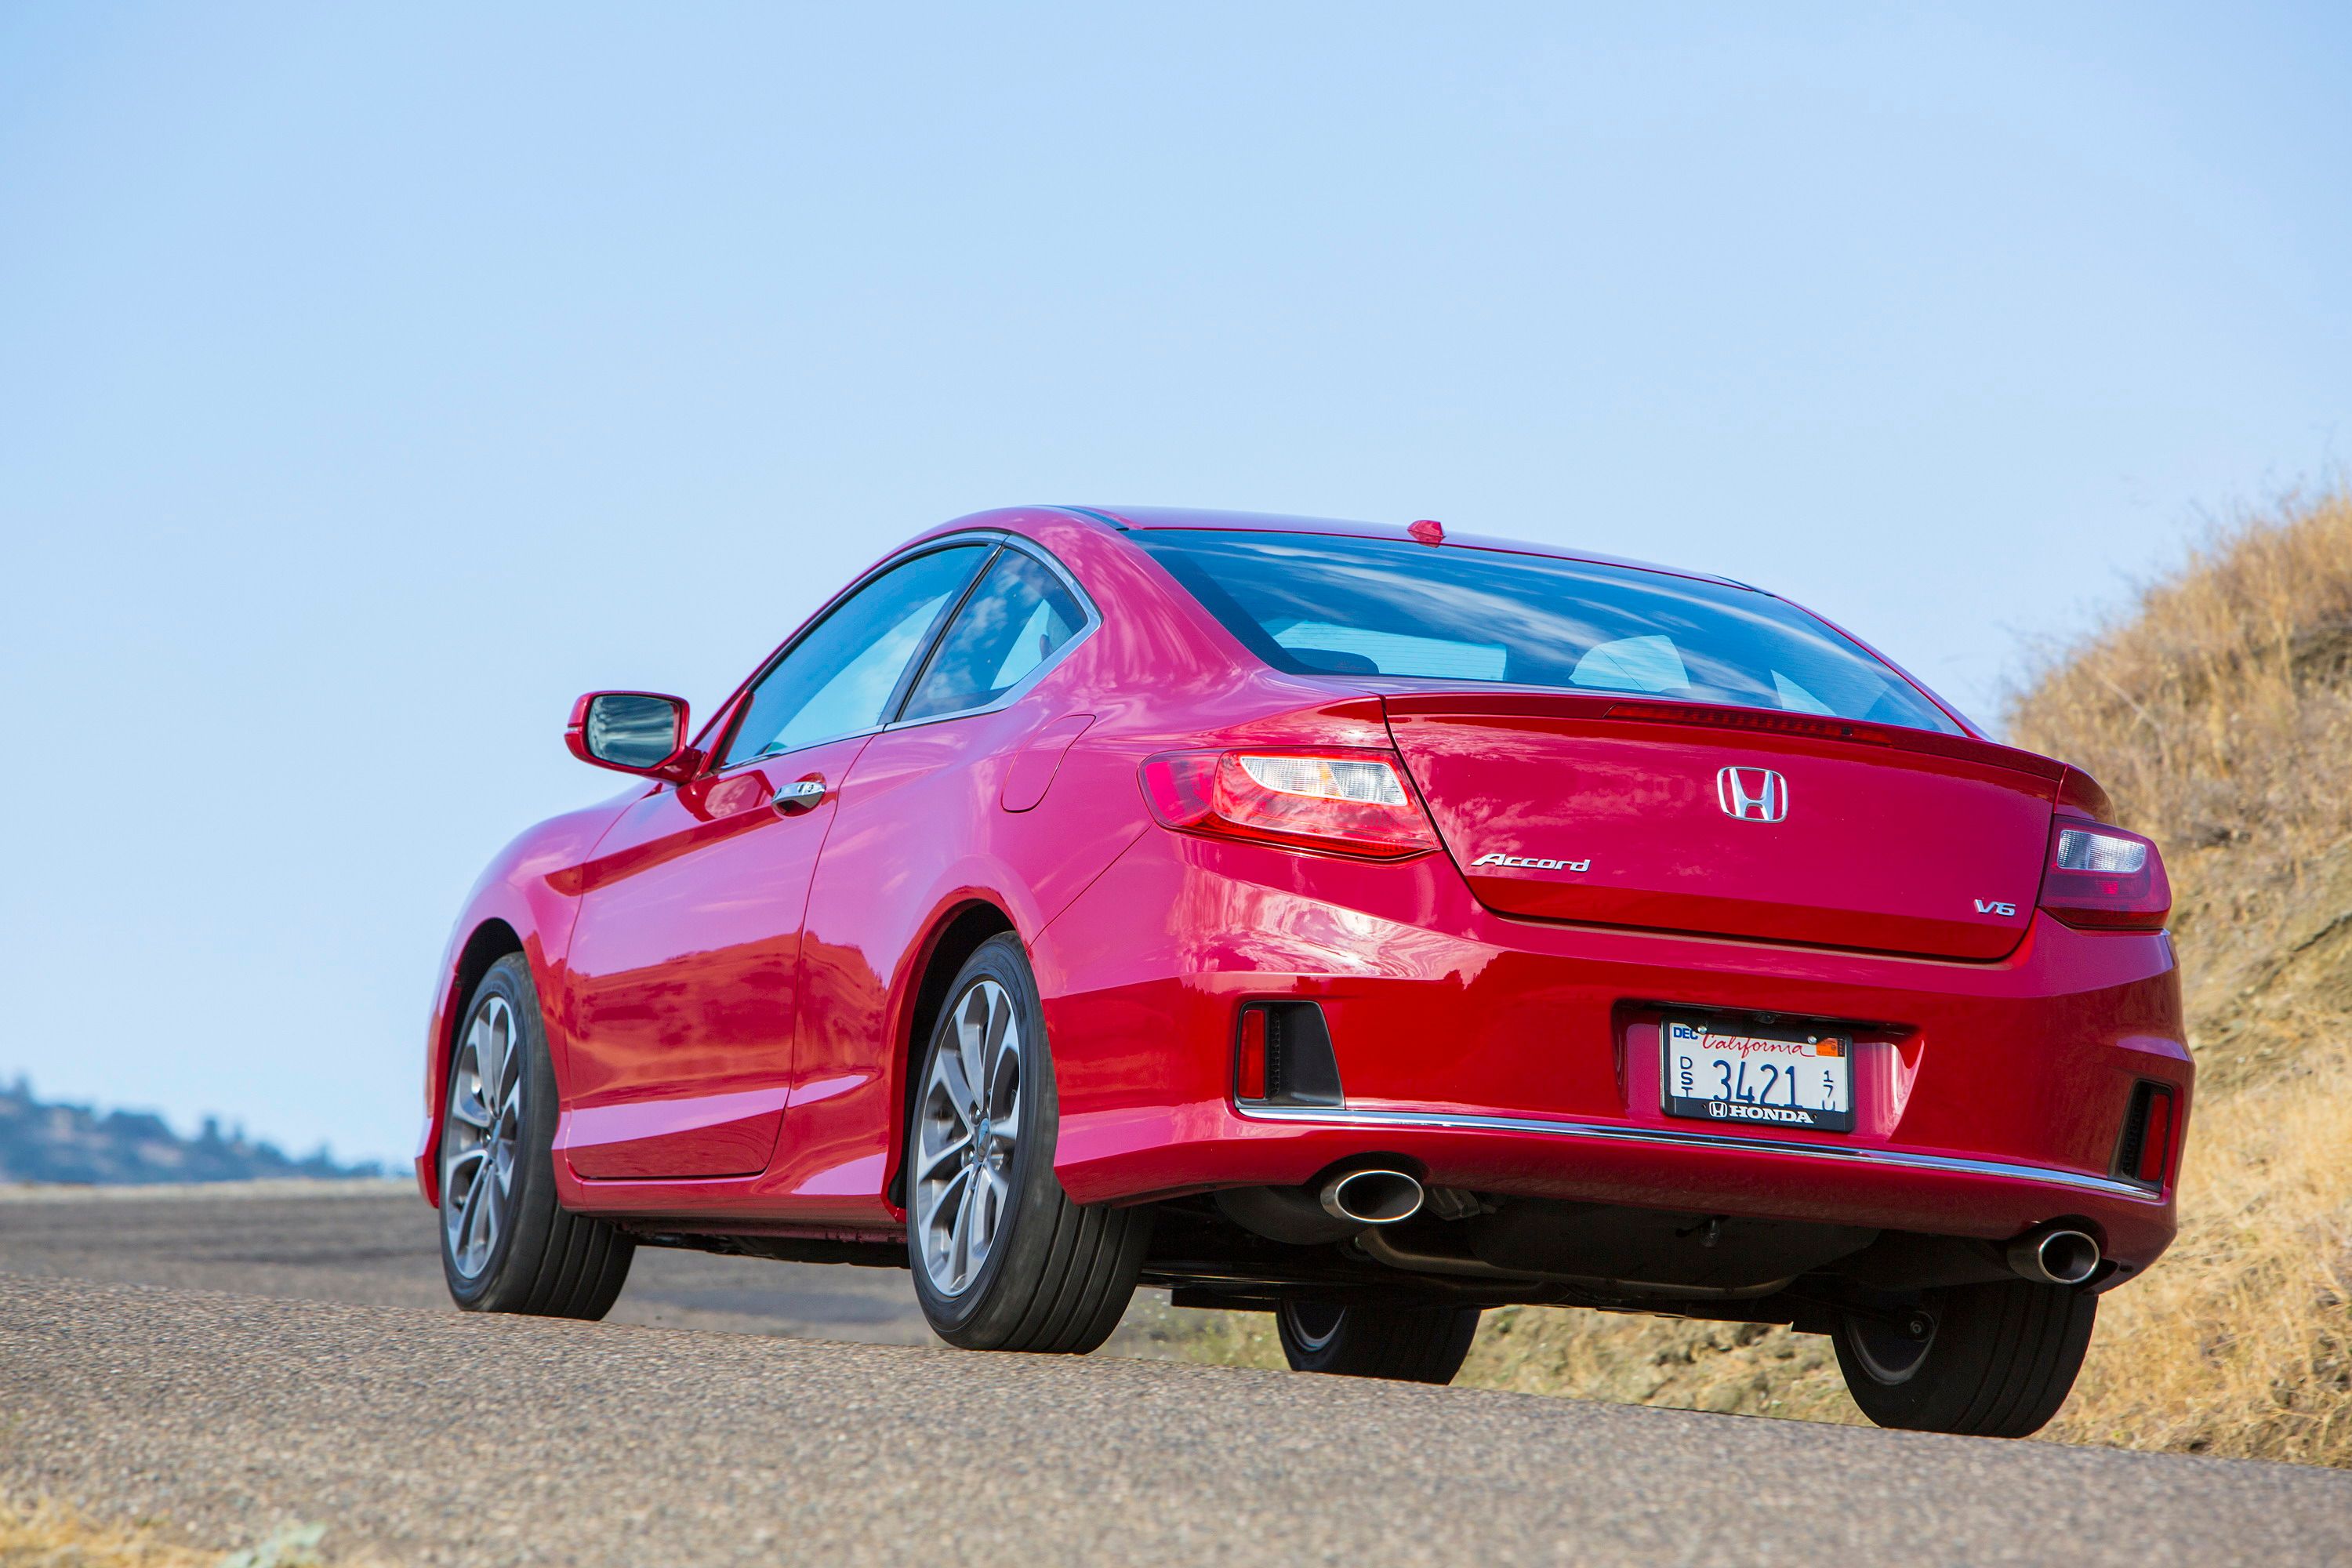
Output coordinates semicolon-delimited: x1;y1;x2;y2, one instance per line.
1235;1001;1344;1108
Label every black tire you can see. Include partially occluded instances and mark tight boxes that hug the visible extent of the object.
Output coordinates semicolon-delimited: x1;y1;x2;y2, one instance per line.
906;933;1150;1352
1276;1298;1482;1384
438;954;634;1319
1833;1279;2096;1437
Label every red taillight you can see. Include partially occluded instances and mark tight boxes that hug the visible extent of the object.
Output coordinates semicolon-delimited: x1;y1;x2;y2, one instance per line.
1236;1007;1269;1100
1138;749;1439;860
2036;820;2170;931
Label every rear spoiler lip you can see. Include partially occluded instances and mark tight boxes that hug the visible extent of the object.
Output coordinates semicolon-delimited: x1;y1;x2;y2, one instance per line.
1377;689;2069;789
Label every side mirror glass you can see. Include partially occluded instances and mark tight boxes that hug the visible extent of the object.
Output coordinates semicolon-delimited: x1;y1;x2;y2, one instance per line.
566;691;694;776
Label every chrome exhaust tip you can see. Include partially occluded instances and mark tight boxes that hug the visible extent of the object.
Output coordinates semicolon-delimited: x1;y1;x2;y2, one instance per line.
1319;1168;1425;1226
2006;1226;2100;1287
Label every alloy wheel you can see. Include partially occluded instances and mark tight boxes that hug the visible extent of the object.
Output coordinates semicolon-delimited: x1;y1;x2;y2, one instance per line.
442;993;524;1279
913;978;1024;1297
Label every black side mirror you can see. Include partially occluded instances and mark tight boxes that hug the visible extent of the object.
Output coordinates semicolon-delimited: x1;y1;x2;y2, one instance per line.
565;691;695;776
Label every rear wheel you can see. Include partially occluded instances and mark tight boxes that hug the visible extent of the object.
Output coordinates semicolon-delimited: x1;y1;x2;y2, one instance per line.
1833;1279;2096;1437
907;934;1151;1352
439;954;634;1318
1276;1298;1481;1384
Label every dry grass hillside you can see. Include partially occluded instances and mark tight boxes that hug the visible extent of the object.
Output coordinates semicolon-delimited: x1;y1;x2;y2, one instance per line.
1152;491;2352;1465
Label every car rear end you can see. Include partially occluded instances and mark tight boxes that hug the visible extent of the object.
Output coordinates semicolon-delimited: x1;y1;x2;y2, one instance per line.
1039;519;2187;1330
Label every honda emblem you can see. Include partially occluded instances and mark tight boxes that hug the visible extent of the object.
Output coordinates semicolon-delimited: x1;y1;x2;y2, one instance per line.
1716;767;1788;822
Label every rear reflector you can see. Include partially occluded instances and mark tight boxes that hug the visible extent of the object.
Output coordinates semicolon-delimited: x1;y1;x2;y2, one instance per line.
2038;821;2170;931
1236;1007;1269;1100
2113;1080;2178;1187
1141;749;1439;859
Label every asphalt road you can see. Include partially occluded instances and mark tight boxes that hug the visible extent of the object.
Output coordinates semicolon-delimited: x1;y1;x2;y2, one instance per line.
0;1180;941;1345
3;1184;2348;1566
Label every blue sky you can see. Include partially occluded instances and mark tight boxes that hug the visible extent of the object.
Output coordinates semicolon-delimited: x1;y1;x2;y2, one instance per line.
5;5;2348;1166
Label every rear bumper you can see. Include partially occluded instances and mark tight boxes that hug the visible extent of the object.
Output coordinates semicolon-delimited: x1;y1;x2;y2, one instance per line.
1034;831;2189;1276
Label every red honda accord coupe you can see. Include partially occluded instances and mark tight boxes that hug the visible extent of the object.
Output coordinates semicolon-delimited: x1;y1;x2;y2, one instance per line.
419;505;2187;1436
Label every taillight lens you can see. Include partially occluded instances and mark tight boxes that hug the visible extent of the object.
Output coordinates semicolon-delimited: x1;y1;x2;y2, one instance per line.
1139;749;1439;859
2037;820;2170;931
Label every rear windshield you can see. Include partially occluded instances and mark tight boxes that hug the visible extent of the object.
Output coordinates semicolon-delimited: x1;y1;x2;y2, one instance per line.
1131;530;1962;735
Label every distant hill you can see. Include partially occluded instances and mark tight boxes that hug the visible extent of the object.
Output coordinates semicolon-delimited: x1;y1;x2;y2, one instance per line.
0;1077;384;1185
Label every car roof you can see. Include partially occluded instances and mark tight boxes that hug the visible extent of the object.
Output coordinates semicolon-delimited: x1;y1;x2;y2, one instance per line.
1054;505;1751;590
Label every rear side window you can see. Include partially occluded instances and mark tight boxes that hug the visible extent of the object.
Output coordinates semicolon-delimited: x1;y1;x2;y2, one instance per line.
720;543;989;766
1131;530;1959;735
902;549;1089;721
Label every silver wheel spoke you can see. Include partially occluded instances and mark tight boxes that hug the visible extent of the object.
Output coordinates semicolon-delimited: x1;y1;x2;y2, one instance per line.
956;993;988;1113
466;1169;497;1260
974;1166;1004;1258
916;1131;972;1182
448;1074;492;1131
924;1163;971;1241
482;1002;512;1114
451;1019;493;1129
988;1041;1020;1128
981;987;1010;1087
946;1170;976;1289
931;1048;975;1132
453;1168;488;1267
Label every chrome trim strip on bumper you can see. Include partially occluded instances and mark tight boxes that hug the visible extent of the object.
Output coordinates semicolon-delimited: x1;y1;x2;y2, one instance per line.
1232;1103;2156;1202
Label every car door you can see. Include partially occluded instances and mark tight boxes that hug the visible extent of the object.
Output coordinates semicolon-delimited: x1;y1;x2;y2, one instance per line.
559;540;994;1180
773;542;1110;1213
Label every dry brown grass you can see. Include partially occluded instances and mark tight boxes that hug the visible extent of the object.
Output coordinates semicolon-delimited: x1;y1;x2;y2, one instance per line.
0;1500;367;1568
1157;491;2352;1465
0;1499;220;1568
2009;488;2352;1091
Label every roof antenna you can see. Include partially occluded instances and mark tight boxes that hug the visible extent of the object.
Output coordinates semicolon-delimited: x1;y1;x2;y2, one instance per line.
1407;518;1445;546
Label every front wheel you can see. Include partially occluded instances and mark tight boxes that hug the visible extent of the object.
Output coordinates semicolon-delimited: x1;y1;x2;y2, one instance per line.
1833;1279;2096;1437
1276;1298;1482;1384
439;954;634;1318
906;934;1151;1352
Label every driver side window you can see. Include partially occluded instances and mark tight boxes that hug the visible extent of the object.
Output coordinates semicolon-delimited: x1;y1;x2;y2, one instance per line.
720;544;989;768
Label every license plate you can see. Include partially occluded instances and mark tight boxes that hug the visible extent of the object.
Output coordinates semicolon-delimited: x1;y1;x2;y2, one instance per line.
1663;1018;1854;1132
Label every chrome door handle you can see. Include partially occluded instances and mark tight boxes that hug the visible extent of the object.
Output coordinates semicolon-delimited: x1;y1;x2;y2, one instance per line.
772;776;826;810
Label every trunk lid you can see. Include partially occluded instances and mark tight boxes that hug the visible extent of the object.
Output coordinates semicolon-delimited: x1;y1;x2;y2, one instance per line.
1385;693;2060;960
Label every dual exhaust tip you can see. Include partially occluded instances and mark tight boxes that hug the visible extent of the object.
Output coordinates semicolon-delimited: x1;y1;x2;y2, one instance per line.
1310;1173;2103;1290
2007;1225;2101;1287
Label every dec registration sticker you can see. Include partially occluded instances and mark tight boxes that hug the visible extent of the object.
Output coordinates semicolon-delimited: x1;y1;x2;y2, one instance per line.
1663;1019;1854;1133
